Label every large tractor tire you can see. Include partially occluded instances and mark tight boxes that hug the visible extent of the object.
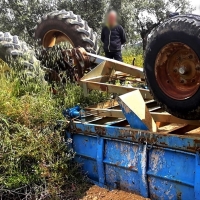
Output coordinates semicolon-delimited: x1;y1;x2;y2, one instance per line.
144;14;200;120
0;31;40;72
34;10;98;54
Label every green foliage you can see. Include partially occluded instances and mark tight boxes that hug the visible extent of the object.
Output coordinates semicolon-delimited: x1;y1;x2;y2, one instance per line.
0;0;194;46
0;73;60;127
0;0;58;42
0;117;89;199
122;47;144;67
121;0;194;49
0;0;107;42
0;68;108;127
0;65;108;199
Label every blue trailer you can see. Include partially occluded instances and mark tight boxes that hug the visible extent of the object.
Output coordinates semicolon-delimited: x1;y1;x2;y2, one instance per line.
62;50;200;200
65;91;200;200
67;122;200;200
31;11;200;199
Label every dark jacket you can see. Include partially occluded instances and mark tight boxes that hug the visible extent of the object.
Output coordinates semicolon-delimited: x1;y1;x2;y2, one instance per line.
101;25;126;52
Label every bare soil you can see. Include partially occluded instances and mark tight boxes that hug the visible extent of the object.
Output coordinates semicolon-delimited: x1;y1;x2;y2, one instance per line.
81;185;150;200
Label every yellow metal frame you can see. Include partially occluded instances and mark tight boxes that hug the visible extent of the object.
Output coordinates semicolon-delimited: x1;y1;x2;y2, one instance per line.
80;55;200;131
80;59;151;100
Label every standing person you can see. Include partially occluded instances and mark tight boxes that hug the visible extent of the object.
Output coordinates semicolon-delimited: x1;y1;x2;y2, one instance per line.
101;10;126;62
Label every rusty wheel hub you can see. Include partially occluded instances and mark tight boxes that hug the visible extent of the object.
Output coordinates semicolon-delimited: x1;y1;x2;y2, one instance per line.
69;47;90;81
155;42;200;100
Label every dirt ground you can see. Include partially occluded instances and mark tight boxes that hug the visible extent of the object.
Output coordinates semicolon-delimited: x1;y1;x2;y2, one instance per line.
81;185;150;200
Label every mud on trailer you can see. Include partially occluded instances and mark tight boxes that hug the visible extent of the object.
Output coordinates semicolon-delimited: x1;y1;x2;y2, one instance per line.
1;10;200;199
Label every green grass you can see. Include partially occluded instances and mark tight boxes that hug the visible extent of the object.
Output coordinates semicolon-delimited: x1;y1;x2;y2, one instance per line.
122;46;144;67
0;64;108;199
0;44;143;199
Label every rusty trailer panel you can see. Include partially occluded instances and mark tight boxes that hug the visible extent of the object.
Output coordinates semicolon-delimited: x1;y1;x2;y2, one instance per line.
67;122;200;200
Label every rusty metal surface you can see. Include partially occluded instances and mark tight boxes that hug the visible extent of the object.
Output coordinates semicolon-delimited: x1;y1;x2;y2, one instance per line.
67;123;200;199
155;42;200;100
70;47;91;81
69;122;200;153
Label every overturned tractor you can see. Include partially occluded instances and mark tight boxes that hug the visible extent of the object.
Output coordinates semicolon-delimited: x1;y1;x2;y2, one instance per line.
1;10;200;120
34;10;98;83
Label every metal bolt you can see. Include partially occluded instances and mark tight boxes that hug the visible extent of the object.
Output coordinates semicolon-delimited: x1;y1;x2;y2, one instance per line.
179;66;187;75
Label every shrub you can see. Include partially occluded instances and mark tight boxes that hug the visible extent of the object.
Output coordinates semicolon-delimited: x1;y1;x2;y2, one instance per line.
0;118;89;199
122;46;144;67
0;64;108;199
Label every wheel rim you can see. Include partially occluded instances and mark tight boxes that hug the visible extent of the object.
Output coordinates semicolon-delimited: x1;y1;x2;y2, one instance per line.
155;42;200;100
43;30;74;48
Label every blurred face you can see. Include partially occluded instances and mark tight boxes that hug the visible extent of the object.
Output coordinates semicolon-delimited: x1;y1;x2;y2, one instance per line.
107;11;117;27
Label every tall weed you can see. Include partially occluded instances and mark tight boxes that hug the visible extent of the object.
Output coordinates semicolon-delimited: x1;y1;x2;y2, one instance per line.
0;64;108;199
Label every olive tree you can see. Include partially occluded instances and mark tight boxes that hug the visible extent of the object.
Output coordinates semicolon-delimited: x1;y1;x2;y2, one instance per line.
0;0;194;49
122;0;194;50
0;0;60;42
